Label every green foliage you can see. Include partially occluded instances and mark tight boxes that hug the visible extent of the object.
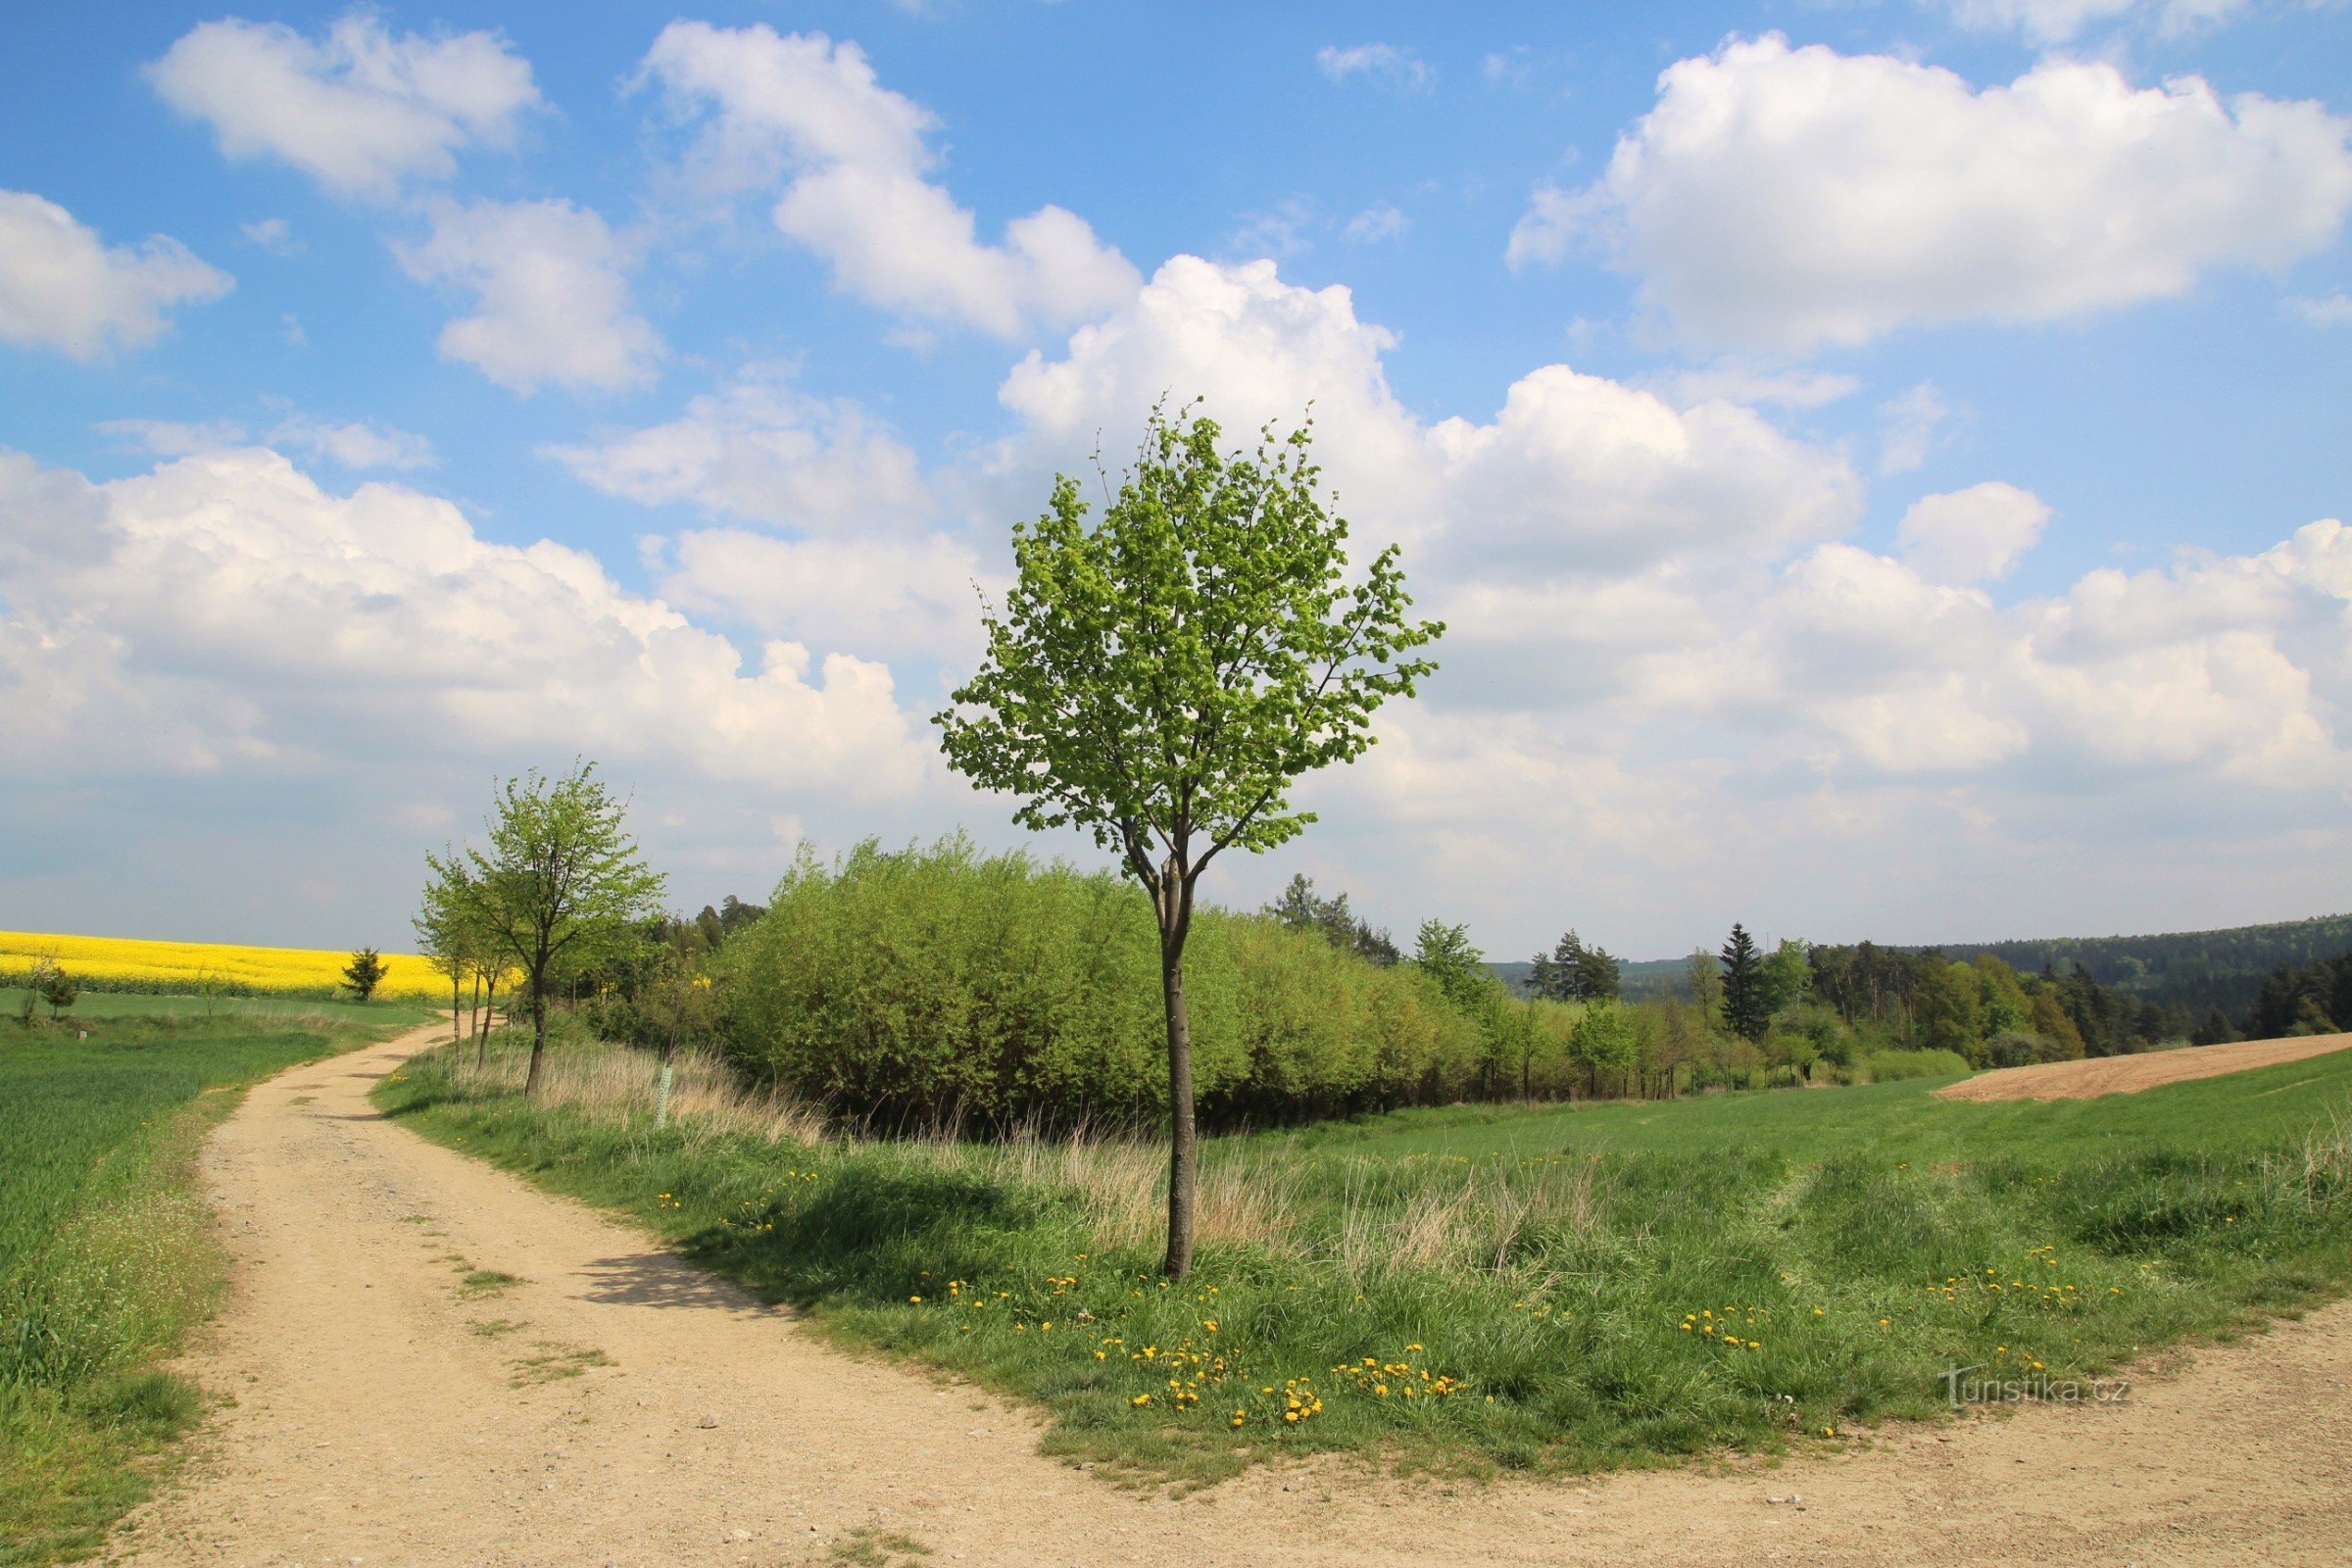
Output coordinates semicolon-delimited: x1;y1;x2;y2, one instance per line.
1;1012;366;1565
1759;938;1810;1015
1528;930;1623;1003
35;970;75;1021
719;837;1482;1127
2252;951;2352;1040
1685;948;1724;1027
934;404;1442;877
933;402;1442;1275
1719;923;1768;1043
1940;911;2352;1018
379;1028;2352;1485
1568;1001;1639;1093
1912;960;1985;1064
340;946;387;1002
1410;920;1488;1009
1262;874;1399;966
1860;1048;1977;1083
426;760;666;1095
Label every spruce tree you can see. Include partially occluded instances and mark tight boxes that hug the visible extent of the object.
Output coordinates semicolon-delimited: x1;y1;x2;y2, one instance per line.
1720;922;1769;1043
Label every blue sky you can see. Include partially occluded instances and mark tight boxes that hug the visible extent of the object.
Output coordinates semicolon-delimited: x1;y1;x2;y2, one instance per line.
2;0;2348;960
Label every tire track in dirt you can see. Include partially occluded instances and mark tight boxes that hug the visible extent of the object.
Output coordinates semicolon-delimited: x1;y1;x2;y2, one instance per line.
112;1021;2352;1567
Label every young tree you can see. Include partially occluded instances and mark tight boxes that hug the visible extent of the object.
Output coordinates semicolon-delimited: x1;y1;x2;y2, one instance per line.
934;404;1442;1277
1758;938;1809;1017
39;966;78;1020
1412;919;1489;1007
1570;1001;1639;1099
342;946;388;1003
1686;947;1725;1026
18;954;58;1026
1720;923;1769;1043
428;761;666;1101
415;861;484;1047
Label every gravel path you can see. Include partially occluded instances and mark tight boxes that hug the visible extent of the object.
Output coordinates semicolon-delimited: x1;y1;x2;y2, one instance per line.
112;1021;2352;1567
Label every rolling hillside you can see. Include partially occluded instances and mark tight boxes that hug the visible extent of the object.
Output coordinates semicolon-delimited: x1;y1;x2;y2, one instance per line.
1494;912;2352;1016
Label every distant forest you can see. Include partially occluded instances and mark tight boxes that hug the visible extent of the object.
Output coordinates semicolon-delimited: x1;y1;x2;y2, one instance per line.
1494;912;2352;1028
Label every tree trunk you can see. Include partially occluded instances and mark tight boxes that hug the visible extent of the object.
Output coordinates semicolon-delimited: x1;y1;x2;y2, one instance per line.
476;974;495;1070
449;971;462;1047
524;974;547;1101
1159;928;1197;1280
468;970;483;1054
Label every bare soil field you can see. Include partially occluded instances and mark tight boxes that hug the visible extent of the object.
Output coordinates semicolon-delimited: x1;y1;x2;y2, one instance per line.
1936;1032;2352;1103
110;1021;2352;1567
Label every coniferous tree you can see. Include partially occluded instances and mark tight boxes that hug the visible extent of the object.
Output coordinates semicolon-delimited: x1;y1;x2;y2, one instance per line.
1720;922;1769;1043
1263;873;1400;968
2189;1006;2237;1047
1574;940;1622;1002
1528;947;1562;1001
1551;930;1588;999
342;946;388;1002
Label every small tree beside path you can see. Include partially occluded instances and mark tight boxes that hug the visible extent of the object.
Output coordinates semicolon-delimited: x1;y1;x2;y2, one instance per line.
424;760;665;1100
935;403;1442;1277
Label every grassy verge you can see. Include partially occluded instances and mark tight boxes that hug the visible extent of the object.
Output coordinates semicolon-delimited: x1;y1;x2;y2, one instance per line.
0;1006;404;1566
375;1030;2352;1485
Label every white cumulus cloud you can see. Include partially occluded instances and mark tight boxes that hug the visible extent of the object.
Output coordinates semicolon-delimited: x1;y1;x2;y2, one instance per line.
395;198;663;395
0;446;927;794
1897;483;2053;584
656;528;989;666
547;369;929;535
998;256;1862;580
636;22;1137;338
147;13;541;200
0;191;230;360
1509;36;2352;354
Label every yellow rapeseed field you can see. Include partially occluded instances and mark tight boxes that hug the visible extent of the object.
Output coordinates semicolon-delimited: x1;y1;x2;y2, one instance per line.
0;930;457;1002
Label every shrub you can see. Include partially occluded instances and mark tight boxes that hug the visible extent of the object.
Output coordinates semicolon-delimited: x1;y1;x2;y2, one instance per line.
717;837;1480;1128
1859;1048;1975;1083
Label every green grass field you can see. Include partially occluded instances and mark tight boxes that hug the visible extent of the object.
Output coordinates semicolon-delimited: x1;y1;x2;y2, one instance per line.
377;1033;2352;1484
0;988;434;1028
0;1008;396;1567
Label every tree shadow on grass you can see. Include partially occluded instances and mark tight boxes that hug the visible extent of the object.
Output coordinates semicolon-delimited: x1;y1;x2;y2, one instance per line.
669;1161;1055;1313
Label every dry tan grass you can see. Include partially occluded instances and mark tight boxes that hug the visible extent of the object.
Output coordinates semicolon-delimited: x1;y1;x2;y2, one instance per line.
1329;1155;1601;1275
431;1035;1605;1283
449;1039;831;1147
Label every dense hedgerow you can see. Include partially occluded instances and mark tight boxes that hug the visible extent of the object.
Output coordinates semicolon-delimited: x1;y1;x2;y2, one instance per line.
718;837;1483;1127
1860;1049;1977;1083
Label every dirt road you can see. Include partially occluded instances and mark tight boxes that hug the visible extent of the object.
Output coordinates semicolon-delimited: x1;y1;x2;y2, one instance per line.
116;1021;2352;1567
1936;1031;2352;1102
